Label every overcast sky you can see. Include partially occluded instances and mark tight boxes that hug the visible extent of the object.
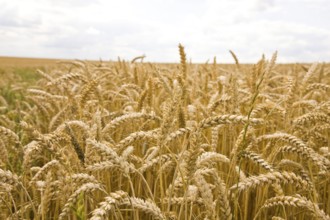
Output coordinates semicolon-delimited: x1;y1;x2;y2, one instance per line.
0;0;329;63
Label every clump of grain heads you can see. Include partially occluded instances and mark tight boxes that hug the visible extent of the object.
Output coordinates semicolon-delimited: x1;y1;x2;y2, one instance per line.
0;47;329;219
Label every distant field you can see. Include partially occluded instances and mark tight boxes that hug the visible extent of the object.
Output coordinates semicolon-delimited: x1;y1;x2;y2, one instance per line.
0;56;105;85
0;57;66;86
0;56;63;68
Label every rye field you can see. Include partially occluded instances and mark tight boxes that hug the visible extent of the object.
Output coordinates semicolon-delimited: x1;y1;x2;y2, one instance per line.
0;46;329;219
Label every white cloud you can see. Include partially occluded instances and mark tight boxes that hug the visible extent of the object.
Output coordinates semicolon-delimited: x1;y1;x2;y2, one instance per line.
0;0;329;62
86;27;101;36
253;0;275;11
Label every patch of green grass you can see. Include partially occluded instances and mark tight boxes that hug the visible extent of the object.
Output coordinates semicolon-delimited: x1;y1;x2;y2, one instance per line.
0;84;24;106
0;67;43;86
0;67;43;106
0;67;42;123
13;67;42;84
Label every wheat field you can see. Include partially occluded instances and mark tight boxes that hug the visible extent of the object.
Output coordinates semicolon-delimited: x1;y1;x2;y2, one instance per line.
0;45;329;219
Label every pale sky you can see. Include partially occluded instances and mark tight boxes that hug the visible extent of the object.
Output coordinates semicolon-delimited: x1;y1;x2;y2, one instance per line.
0;0;330;63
